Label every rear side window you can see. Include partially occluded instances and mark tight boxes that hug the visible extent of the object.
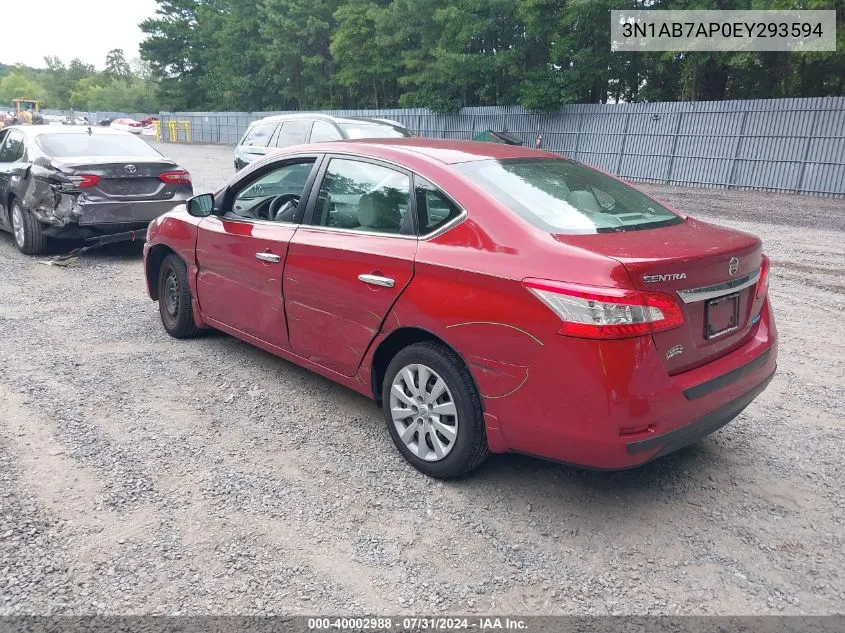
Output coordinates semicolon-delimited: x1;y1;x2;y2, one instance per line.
310;120;342;142
415;177;462;235
310;158;411;234
0;130;25;162
36;133;161;158
456;158;683;234
275;120;311;147
337;122;411;139
240;122;278;147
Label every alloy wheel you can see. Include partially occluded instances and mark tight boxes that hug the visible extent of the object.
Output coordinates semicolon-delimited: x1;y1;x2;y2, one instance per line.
389;363;459;462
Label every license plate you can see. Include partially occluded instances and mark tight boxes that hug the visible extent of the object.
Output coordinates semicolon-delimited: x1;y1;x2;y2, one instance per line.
113;180;138;195
705;292;740;339
105;178;158;196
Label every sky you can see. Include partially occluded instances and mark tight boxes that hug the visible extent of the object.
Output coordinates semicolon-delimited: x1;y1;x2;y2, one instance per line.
0;0;159;69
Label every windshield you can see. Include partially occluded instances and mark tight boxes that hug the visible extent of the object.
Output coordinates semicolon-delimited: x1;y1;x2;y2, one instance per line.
37;133;163;158
456;158;683;234
338;122;410;139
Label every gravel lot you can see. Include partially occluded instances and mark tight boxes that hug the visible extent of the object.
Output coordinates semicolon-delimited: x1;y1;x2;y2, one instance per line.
0;141;843;616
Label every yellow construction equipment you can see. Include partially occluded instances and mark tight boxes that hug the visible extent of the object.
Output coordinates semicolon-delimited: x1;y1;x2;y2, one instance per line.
12;99;40;116
2;99;41;126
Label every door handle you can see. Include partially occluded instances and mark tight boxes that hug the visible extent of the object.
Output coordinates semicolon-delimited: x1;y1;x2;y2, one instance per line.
255;252;281;263
358;274;395;288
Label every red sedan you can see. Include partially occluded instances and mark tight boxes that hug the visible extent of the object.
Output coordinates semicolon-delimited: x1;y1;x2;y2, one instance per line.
143;139;777;478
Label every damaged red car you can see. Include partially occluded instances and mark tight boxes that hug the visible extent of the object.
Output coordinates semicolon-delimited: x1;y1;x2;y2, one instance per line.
144;139;777;478
0;125;192;254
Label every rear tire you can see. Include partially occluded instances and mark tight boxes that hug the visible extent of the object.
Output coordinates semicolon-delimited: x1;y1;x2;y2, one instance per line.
382;341;489;478
10;198;48;255
157;254;201;338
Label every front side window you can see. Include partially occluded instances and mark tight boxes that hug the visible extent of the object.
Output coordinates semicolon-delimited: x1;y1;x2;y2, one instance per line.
455;158;683;234
230;159;316;221
240;122;278;148
415;177;462;235
275;120;311;147
310;158;411;234
0;131;25;162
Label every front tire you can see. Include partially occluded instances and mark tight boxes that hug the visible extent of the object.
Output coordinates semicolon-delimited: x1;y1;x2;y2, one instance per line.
382;341;489;478
10;198;48;255
157;254;201;338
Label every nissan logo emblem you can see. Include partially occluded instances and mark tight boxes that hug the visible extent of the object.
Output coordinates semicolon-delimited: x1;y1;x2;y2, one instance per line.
124;164;137;174
728;257;739;276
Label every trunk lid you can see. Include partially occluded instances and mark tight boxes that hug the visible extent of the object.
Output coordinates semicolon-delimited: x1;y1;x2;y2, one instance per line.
556;218;765;374
50;156;181;200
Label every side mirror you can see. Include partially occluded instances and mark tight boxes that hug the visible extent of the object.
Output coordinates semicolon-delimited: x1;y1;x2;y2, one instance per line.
187;193;215;217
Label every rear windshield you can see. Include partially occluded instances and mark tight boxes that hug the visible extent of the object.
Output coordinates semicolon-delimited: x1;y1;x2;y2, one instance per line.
37;133;162;158
338;122;411;139
455;158;683;234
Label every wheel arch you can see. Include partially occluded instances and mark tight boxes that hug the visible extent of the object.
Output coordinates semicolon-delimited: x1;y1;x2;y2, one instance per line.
145;243;177;300
370;326;480;407
5;191;17;222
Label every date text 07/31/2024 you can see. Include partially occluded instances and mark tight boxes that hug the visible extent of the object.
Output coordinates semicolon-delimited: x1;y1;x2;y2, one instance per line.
307;617;529;631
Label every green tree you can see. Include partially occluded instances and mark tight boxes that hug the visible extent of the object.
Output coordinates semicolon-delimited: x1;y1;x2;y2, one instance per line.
41;56;71;107
376;0;446;108
105;49;132;80
134;0;845;112
0;71;47;108
69;75;105;110
259;0;340;109
140;0;205;109
69;73;157;112
331;1;400;108
425;0;524;110
196;0;273;110
516;0;565;111
67;58;96;83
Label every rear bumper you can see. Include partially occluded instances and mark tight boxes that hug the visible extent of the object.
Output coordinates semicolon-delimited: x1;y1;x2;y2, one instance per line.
77;199;187;226
625;367;775;458
41;199;188;239
484;298;778;469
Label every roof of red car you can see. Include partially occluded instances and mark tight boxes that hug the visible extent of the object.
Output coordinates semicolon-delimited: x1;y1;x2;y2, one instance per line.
312;138;562;165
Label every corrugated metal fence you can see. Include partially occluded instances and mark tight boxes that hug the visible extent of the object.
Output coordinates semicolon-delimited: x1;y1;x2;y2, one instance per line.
48;97;845;197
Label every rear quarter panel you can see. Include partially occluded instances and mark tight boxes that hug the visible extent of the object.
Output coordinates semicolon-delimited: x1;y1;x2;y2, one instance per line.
356;160;632;415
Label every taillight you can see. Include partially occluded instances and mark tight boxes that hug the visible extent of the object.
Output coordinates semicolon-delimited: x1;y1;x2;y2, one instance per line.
523;279;684;339
68;174;100;188
159;170;191;185
756;255;770;299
